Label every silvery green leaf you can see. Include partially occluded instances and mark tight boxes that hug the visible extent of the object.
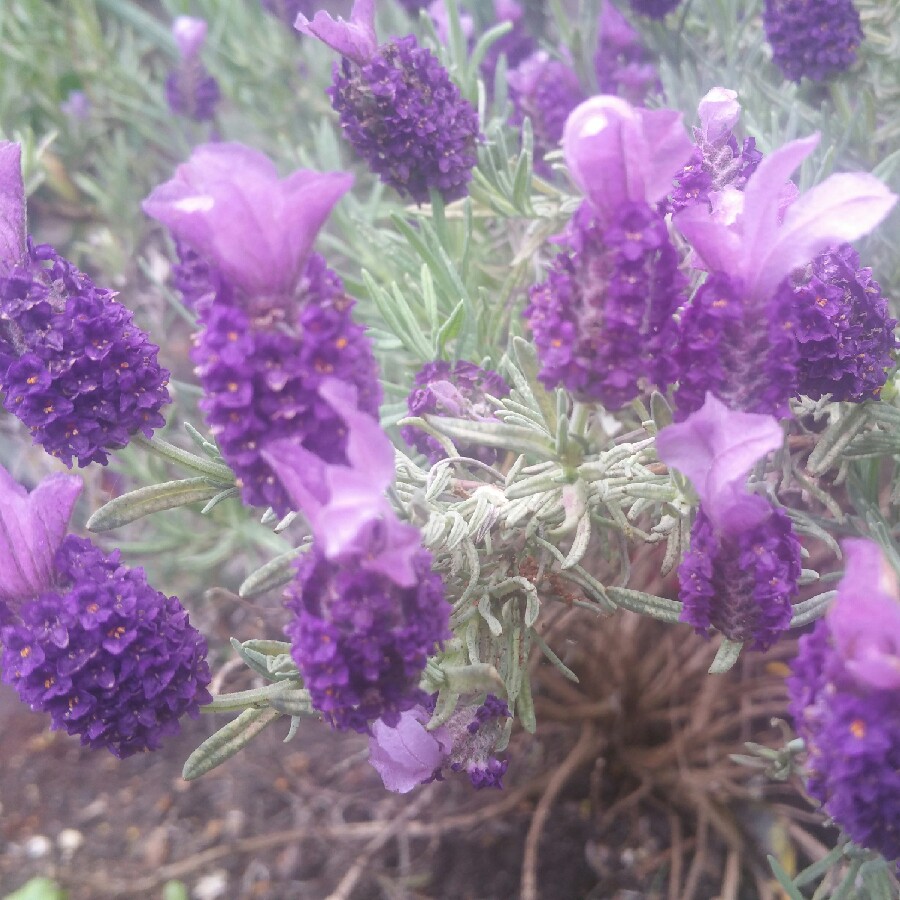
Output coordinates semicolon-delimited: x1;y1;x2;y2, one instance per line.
806;404;868;475
516;671;536;734
798;568;820;586
511;337;558;432
478;594;503;636
424;414;556;459
284;716;302;743
268;686;315;717
230;637;294;681
183;707;282;781
442;663;505;695
858;859;896;900
606;586;683;622
428;689;461;729
131;433;235;481
531;629;579;682
435;298;465;355
201;678;302;713
505;467;566;500
766;856;805;900
562;515;592;569
650;391;673;432
200;487;240;514
465;616;481;663
397;416;459;458
86;477;227;531
238;546;306;599
709;639;743;674
789;591;836;628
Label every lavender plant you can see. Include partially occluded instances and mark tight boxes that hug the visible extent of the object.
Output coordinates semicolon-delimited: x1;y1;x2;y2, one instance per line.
2;0;900;895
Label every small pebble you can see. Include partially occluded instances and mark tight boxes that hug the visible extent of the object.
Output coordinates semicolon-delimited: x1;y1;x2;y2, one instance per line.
58;828;85;857
193;870;228;900
24;835;52;859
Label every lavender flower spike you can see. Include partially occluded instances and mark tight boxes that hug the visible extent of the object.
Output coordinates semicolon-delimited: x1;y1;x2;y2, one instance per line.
0;141;26;271
655;393;783;534
0;464;82;614
143;143;353;297
676;134;898;306
562;96;694;224
295;0;377;64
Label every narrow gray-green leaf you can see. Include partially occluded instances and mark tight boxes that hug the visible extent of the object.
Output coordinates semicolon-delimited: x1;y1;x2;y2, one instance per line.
709;639;743;674
239;546;306;599
182;707;281;780
86;478;224;531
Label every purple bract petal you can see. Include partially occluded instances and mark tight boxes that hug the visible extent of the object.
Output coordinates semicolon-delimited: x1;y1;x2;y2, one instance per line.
295;0;377;65
172;16;208;58
0;141;26;272
655;393;783;531
0;465;82;610
697;87;740;143
829;539;900;690
368;705;451;792
562;96;693;221
143;143;353;297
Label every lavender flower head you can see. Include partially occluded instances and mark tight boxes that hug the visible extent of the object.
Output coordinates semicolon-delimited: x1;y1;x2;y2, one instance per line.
594;0;660;104
789;539;900;860
401;360;510;465
667;87;762;214
792;243;897;403
297;0;480;203
508;50;584;174
657;394;802;649
265;379;450;732
369;694;511;792
144;144;380;513
165;16;220;122
1;143;171;468
0;466;211;757
525;97;692;408
764;0;863;83
672;133;897;418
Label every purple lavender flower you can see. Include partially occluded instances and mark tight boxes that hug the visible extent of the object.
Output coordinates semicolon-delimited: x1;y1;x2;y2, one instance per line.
144;145;380;513
284;539;448;732
594;0;660;104
0;466;211;758
143;142;354;297
3;142;169;467
789;539;900;860
764;0;863;83
165;17;220;122
170;237;223;312
369;693;511;791
525;97;692;407
368;704;452;791
297;0;480;203
266;379;450;731
0;463;81;620
629;0;681;18
673;133;897;418
508;51;584;174
60;90;91;121
657;394;801;649
1;536;211;758
792;244;897;402
400;360;510;464
0;241;172;467
667;88;762;214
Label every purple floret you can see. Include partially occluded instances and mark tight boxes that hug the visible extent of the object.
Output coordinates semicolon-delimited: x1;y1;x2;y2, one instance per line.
790;622;900;861
0;536;211;758
508;51;585;175
192;253;381;515
679;502;801;651
0;241;170;467
668;136;761;215
330;34;480;203
792;244;897;402
285;541;449;733
165;64;220;122
171;237;224;313
673;271;798;419
401;360;509;464
525;200;686;409
763;0;863;82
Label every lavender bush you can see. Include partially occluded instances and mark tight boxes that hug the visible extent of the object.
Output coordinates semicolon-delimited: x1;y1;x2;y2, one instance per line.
1;0;900;895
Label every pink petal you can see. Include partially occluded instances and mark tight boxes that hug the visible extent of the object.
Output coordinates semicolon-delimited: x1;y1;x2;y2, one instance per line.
0;141;26;271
